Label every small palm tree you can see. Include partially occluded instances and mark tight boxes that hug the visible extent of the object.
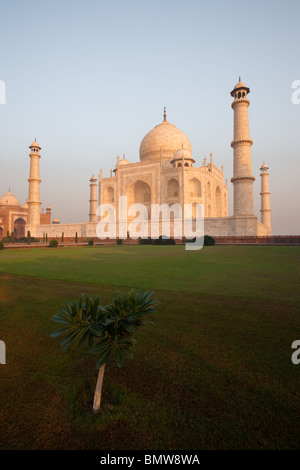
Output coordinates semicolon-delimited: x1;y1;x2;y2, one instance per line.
50;289;159;412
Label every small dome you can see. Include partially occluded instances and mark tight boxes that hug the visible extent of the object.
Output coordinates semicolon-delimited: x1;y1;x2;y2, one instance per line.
21;202;28;209
29;139;41;149
0;191;20;207
52;218;60;224
234;80;247;89
260;162;269;171
139;111;192;162
230;79;250;97
172;147;193;160
90;176;97;182
118;156;129;166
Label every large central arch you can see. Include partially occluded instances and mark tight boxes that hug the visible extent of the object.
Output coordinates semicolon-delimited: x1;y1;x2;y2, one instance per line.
126;180;152;218
14;218;26;238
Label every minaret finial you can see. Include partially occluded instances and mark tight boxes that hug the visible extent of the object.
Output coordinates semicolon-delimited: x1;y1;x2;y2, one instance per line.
163;106;167;121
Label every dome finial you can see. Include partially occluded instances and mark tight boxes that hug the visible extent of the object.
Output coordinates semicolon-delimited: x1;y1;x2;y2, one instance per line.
163;106;167;121
239;76;241;82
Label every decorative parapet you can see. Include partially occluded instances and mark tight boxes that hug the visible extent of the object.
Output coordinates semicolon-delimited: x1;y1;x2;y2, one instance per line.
231;176;255;183
231;98;250;109
231;139;253;148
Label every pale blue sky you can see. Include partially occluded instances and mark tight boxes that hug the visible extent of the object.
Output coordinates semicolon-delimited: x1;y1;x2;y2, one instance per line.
0;0;300;234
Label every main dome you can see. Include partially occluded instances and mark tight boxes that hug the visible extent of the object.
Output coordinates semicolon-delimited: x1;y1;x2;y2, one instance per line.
139;112;192;162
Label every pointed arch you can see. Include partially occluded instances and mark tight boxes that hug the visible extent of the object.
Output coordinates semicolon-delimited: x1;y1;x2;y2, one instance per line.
13;218;26;238
207;181;211;200
103;186;114;203
167;178;179;199
134;180;151;204
189;178;201;197
216;186;222;217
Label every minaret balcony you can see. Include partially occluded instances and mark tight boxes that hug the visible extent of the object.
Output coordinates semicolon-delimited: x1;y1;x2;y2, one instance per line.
231;139;253;148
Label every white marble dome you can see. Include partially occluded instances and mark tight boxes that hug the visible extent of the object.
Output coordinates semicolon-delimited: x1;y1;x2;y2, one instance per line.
139;112;192;163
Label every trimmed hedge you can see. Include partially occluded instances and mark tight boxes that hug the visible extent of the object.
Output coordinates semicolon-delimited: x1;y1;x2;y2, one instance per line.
14;237;40;243
185;235;215;246
49;239;59;248
139;236;175;245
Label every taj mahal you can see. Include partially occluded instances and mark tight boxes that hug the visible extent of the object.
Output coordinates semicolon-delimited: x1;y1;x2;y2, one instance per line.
0;79;272;241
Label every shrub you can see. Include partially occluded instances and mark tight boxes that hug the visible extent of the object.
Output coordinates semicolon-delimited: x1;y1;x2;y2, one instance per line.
204;235;215;246
51;289;159;412
139;238;153;245
88;238;94;246
139;236;175;245
185;235;215;246
153;236;175;245
49;239;58;248
0;241;4;250
16;236;39;243
116;238;123;245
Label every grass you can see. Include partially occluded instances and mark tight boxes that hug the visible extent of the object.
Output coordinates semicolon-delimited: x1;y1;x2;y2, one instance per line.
0;245;299;450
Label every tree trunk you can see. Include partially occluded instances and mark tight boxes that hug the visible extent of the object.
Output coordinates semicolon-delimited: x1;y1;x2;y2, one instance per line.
93;364;105;412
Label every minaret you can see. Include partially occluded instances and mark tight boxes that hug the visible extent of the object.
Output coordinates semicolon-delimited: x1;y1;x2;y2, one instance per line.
27;139;42;225
230;79;255;216
260;163;271;228
89;175;97;223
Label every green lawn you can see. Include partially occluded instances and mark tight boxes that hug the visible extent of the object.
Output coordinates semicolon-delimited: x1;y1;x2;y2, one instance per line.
0;245;299;450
